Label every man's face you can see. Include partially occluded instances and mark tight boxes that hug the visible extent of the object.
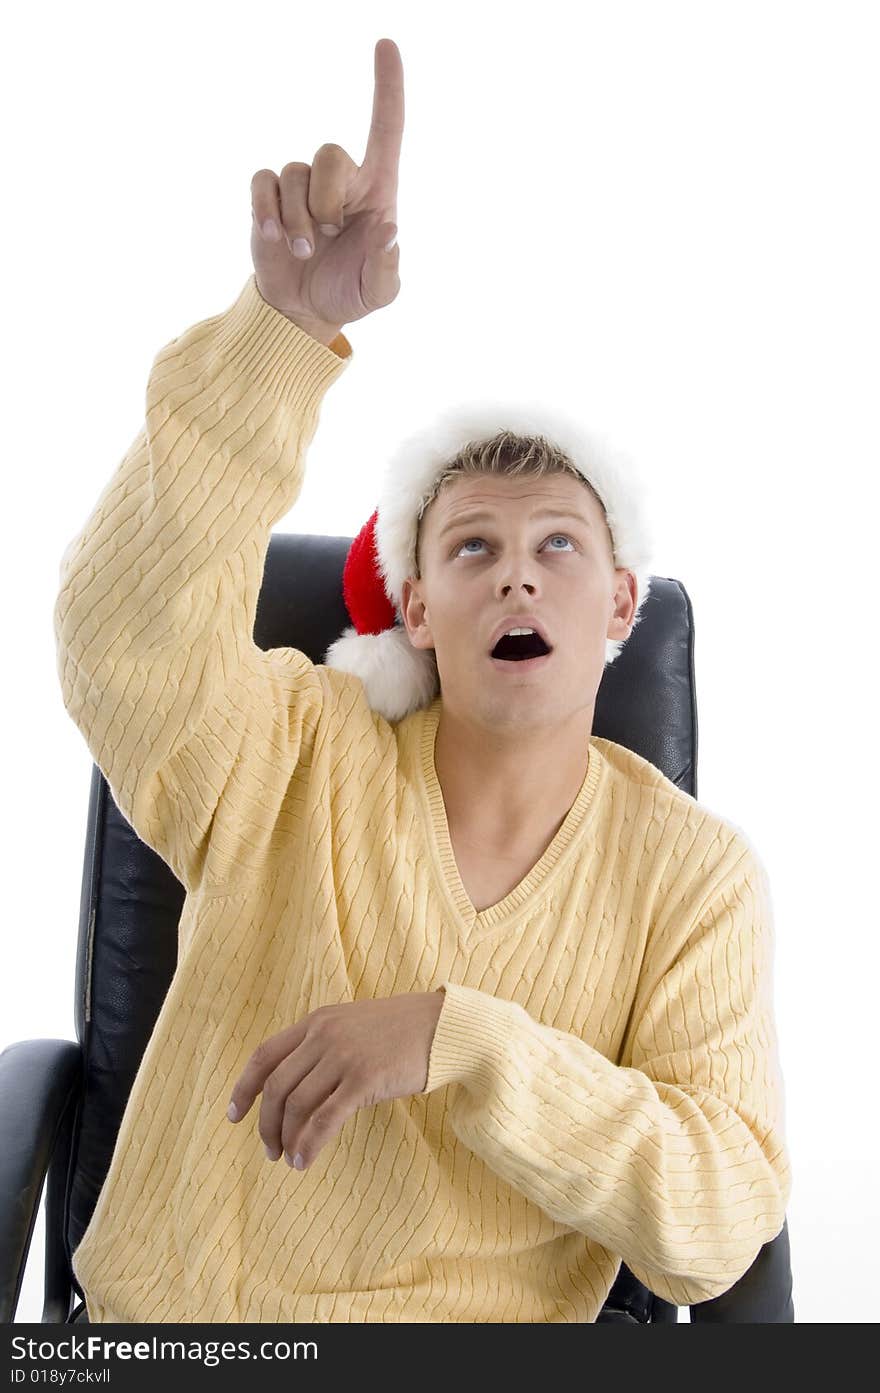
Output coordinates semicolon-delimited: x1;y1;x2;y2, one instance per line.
400;472;638;732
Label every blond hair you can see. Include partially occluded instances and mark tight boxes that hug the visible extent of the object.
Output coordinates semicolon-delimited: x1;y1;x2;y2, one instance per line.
413;431;608;576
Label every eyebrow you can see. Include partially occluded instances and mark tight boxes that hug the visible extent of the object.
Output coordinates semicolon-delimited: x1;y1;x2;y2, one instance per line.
436;506;592;541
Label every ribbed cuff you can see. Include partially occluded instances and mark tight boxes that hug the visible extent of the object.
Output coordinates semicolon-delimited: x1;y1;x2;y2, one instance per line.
211;273;353;410
422;981;520;1094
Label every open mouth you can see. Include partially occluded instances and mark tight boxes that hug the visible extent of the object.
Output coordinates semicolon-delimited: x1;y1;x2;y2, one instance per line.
489;630;554;671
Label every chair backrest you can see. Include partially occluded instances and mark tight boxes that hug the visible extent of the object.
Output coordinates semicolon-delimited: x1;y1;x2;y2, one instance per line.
66;533;792;1323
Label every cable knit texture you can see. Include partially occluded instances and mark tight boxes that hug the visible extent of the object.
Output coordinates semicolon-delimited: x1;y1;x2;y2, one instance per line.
53;273;792;1323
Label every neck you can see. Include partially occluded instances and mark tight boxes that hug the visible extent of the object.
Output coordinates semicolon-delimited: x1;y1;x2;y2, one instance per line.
433;698;594;851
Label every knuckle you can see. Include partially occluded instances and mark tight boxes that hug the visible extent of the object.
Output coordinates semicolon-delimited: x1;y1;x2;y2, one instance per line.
250;1039;273;1069
262;1071;286;1104
279;160;310;181
250;171;278;222
349;1064;370;1094
308;196;342;226
308;147;352;226
278;173;315;241
282;1091;306;1118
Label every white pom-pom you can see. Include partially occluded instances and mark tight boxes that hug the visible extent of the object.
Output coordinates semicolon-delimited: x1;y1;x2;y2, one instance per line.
323;625;439;724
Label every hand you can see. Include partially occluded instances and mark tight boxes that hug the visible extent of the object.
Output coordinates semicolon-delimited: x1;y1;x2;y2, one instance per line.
226;990;445;1170
249;36;404;339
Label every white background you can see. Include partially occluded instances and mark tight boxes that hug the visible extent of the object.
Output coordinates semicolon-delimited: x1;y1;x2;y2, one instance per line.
3;0;878;1325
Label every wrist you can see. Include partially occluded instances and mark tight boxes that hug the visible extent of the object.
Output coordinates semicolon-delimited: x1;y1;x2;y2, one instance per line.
279;312;344;347
253;279;344;346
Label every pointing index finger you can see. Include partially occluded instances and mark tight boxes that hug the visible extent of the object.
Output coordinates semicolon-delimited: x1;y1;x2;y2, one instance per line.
362;37;404;195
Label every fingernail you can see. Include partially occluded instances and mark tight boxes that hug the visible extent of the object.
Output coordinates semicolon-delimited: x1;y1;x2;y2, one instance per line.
260;219;281;241
227;1101;240;1121
384;230;398;252
292;237;313;257
265;1144;279;1161
294;1153;305;1170
319;223;340;237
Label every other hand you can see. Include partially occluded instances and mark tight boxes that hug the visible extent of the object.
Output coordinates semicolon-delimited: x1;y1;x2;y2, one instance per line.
227;989;444;1170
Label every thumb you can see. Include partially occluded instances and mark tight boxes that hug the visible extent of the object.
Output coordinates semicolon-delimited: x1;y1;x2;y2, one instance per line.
361;221;400;312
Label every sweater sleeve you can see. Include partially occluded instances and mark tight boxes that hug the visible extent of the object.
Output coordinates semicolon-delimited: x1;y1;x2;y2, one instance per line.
421;840;792;1308
53;274;353;896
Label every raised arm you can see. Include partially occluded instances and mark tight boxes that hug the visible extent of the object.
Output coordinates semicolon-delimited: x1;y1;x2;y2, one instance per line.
53;38;406;898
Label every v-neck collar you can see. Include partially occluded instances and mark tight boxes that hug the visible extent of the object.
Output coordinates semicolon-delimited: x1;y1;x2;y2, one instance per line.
416;697;605;941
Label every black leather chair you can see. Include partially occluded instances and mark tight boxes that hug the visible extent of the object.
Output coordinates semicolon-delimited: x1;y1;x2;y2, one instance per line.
0;534;794;1324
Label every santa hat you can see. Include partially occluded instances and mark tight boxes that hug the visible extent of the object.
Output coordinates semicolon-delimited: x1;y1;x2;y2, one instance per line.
323;397;655;724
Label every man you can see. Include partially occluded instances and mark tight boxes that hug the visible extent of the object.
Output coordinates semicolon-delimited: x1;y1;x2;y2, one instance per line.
55;37;791;1323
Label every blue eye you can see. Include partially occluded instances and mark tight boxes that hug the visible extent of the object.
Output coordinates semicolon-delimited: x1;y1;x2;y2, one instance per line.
456;534;575;555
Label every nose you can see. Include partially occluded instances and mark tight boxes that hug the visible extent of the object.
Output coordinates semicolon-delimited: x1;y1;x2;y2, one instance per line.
493;552;538;592
498;565;540;598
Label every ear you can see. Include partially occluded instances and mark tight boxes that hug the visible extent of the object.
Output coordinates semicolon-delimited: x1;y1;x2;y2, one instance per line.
400;576;434;651
609;569;638;637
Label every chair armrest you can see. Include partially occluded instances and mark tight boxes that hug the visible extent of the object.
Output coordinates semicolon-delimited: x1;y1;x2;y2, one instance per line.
598;1260;678;1322
689;1218;795;1322
0;1038;82;1323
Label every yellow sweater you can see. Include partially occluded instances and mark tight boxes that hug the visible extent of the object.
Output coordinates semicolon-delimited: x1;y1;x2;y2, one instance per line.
54;274;792;1324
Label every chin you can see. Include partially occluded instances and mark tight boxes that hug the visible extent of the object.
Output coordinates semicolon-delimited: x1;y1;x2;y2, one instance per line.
474;686;565;726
